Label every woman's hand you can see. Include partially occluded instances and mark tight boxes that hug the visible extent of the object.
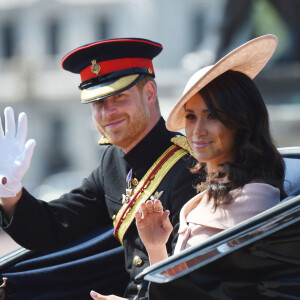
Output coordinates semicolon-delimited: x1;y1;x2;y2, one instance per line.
135;199;173;264
90;291;127;300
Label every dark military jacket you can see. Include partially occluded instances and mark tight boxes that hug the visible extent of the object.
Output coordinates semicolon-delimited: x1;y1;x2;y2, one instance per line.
1;118;197;297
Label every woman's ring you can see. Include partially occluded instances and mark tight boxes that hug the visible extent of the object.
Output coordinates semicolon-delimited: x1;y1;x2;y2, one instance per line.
154;206;163;213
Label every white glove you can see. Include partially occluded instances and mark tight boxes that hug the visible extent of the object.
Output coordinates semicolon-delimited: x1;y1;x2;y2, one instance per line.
0;107;36;197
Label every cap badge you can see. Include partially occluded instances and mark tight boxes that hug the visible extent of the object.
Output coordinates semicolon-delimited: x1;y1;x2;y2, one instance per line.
91;60;101;75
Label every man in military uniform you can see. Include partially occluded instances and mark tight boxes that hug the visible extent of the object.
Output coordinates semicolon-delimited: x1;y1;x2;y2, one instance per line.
0;38;197;299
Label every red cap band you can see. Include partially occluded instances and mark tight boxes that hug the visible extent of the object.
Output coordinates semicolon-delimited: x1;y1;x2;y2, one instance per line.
80;57;154;82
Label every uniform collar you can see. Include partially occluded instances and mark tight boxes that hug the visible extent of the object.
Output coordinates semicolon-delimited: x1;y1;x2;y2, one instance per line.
123;117;177;178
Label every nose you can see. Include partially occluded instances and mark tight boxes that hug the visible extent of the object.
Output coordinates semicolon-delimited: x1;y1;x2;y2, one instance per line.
193;119;207;137
102;97;117;116
94;96;117;119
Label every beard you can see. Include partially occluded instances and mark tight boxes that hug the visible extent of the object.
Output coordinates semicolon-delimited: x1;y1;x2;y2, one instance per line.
97;100;150;151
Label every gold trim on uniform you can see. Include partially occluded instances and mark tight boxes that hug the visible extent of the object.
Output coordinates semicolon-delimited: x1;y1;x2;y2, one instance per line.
171;135;195;157
81;74;139;102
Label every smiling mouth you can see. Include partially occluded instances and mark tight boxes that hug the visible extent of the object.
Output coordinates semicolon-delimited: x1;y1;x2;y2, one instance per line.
192;141;212;148
104;119;125;128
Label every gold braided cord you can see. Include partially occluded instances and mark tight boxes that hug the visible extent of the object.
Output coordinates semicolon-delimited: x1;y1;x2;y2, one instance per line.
114;145;188;245
113;145;177;230
171;135;195;157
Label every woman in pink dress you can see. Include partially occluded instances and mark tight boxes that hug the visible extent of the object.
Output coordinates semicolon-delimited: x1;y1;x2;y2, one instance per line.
135;34;287;265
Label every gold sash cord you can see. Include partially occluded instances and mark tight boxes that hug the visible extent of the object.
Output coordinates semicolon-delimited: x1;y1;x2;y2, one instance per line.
113;144;188;245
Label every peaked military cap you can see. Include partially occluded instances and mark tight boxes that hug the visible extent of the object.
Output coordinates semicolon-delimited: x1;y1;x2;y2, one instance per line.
61;38;163;103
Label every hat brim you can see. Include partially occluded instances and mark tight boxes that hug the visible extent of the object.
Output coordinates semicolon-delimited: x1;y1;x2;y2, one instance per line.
166;34;278;131
81;74;141;103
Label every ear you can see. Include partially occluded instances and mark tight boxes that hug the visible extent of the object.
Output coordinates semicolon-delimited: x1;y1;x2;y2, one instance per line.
143;80;157;108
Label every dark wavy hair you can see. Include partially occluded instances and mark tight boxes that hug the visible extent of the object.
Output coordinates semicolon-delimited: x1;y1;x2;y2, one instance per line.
190;70;287;209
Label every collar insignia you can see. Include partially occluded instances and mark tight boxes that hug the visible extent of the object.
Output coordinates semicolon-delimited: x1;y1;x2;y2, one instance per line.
98;136;112;145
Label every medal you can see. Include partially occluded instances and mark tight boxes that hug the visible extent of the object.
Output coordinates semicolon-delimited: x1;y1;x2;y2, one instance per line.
122;169;133;204
150;190;164;201
125;168;133;196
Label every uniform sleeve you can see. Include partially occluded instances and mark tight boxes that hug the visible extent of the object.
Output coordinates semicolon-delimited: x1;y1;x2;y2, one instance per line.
1;150;112;251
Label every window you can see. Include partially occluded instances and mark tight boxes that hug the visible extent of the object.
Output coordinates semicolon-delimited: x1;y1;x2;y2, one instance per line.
96;16;109;40
47;20;60;56
2;22;15;58
192;12;204;49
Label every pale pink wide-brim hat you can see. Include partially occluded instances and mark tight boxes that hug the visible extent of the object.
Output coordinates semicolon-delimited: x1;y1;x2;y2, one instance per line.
166;34;278;131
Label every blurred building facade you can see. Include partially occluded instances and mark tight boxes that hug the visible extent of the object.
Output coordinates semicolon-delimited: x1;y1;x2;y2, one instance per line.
0;0;299;197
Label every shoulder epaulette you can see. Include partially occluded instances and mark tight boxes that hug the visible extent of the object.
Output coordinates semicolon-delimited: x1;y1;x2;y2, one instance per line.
171;135;195;157
98;136;112;145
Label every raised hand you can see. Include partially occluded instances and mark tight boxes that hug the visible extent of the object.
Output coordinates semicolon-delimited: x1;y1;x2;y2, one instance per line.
135;199;173;264
0;107;36;197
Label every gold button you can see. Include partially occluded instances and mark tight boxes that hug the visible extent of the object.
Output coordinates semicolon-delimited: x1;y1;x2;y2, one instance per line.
132;178;139;186
147;68;153;74
112;215;116;221
133;255;143;266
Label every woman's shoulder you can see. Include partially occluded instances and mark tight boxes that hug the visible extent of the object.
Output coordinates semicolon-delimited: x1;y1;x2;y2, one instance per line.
230;182;280;205
219;182;280;226
242;182;279;193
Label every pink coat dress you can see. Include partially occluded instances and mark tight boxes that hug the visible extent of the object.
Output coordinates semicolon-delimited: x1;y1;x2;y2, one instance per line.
174;183;280;254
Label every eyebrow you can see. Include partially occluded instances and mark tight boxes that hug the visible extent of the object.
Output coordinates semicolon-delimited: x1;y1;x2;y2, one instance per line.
185;108;210;113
